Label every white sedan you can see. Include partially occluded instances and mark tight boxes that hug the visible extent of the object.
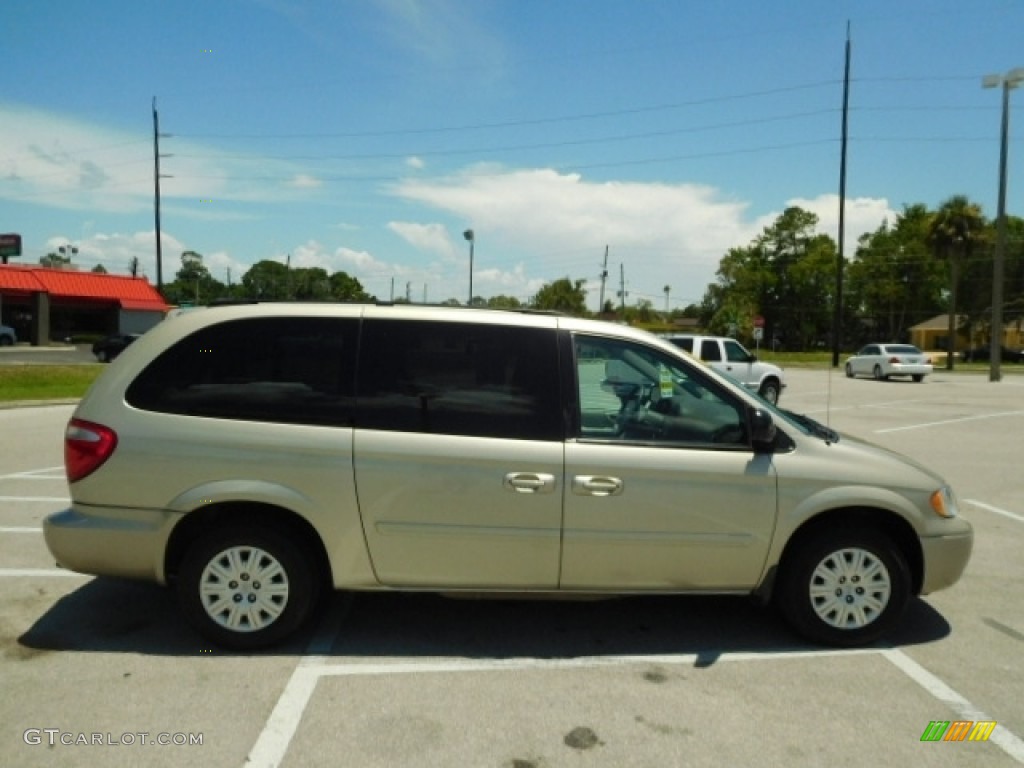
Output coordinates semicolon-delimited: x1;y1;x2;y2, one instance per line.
845;343;933;382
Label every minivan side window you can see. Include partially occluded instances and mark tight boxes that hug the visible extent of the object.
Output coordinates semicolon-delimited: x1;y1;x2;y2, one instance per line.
125;317;358;426
356;320;562;441
574;335;747;446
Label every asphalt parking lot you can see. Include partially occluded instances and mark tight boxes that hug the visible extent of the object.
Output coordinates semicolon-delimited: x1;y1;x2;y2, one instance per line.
1;368;1022;767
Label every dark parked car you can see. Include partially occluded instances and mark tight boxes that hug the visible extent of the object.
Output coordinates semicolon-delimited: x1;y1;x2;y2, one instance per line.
92;333;141;362
961;345;1024;363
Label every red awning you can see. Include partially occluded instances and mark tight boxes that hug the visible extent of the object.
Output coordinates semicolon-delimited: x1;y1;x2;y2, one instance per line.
0;265;168;311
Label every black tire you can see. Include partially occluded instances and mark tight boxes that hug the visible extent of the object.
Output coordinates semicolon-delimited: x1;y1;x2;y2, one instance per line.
178;525;320;650
759;379;781;404
776;528;911;647
872;365;886;381
912;374;924;383
844;363;853;379
0;336;12;347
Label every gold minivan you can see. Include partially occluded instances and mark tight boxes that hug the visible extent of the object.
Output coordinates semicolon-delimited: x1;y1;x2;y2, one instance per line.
44;303;972;649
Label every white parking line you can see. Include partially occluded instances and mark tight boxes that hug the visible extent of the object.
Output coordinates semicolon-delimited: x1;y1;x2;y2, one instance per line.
883;649;1024;762
0;466;64;480
0;527;42;533
0;568;89;578
0;496;68;503
967;500;1024;524
248;608;1024;768
876;409;1024;433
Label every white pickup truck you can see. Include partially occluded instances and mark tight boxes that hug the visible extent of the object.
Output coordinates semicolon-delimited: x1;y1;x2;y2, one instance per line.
664;334;786;404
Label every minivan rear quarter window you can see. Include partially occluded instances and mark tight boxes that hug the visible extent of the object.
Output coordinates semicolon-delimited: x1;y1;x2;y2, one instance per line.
125;316;358;426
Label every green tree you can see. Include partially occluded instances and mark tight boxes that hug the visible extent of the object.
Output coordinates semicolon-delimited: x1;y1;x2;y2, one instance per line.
40;252;71;268
532;277;588;315
701;207;836;350
328;271;373;302
241;260;290;300
847;204;946;344
928;196;987;367
486;295;523;309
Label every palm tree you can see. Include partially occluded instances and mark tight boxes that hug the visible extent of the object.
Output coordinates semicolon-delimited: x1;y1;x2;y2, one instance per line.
928;196;987;369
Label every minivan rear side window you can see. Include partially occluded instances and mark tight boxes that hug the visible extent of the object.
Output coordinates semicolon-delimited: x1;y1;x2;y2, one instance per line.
125;317;358;426
356;320;562;440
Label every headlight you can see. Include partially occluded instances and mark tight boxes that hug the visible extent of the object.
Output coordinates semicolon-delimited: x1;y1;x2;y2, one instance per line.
929;486;959;518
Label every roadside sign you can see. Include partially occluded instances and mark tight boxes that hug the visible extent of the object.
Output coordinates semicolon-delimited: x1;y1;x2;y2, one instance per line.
753;327;764;341
0;233;22;261
753;315;765;328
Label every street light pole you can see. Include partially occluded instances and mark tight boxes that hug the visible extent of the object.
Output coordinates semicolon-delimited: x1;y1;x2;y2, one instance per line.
983;67;1024;383
57;243;78;266
463;229;475;306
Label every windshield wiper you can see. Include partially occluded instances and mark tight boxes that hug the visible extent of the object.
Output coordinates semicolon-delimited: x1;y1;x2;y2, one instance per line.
783;410;840;443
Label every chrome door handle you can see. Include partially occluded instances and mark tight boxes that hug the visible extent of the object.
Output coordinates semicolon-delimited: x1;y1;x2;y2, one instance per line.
503;472;556;494
572;475;624;497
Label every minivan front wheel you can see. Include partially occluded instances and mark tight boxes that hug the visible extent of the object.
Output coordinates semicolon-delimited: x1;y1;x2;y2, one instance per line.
777;529;910;647
178;526;319;650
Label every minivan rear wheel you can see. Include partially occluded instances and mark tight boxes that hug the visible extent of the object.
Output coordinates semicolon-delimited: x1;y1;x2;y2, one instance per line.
776;528;910;647
178;526;319;650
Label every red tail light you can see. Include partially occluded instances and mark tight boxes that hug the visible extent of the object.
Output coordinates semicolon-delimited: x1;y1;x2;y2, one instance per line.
65;418;118;482
888;357;900;364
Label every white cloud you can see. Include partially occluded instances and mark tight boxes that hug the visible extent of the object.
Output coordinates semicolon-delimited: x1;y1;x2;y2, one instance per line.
388;168;897;307
287;173;322;189
387;221;456;259
779;194;896;254
0;104;327;215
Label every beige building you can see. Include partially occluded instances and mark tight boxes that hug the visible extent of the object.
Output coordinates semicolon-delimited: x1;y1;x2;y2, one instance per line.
909;313;1024;354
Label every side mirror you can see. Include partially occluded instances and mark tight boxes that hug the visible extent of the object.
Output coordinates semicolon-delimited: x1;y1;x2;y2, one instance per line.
749;407;776;445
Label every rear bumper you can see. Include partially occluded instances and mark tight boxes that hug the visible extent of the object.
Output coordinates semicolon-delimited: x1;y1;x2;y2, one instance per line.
890;365;933;376
43;505;177;584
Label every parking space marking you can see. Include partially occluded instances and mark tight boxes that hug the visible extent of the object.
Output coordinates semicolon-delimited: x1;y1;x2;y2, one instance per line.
0;466;64;480
0;496;68;503
250;606;1024;768
0;568;89;578
0;526;42;533
883;649;1024;762
246;642;878;768
967;500;1024;525
876;409;1024;434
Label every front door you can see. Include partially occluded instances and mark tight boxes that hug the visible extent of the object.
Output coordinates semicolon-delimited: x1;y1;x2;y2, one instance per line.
562;334;777;590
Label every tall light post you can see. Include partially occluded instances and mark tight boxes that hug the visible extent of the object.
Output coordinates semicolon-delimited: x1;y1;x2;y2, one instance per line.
58;243;78;266
463;229;475;306
982;67;1024;383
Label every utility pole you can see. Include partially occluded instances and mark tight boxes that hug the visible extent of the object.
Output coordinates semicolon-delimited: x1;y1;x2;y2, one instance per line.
598;245;609;313
832;23;851;368
152;97;172;294
618;263;627;314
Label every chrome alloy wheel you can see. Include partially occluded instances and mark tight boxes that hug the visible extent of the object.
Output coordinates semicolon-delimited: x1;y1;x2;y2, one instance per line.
198;545;290;632
808;547;892;630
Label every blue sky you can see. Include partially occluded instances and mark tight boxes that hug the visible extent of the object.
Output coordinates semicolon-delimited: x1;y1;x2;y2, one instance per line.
2;0;1022;310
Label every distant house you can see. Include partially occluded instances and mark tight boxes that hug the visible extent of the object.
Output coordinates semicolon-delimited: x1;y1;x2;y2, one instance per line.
908;314;968;353
0;265;167;345
909;313;1023;353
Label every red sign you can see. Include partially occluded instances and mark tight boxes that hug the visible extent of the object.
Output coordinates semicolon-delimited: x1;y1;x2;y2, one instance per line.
753;315;765;328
